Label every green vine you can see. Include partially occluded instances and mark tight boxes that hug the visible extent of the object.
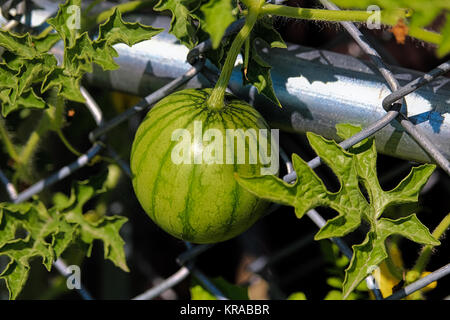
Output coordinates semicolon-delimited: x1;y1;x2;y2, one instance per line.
259;3;442;47
207;0;262;110
260;3;397;23
0;119;19;163
410;212;450;279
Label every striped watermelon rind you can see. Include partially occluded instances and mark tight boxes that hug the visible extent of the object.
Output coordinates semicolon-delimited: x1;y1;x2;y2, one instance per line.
130;88;275;243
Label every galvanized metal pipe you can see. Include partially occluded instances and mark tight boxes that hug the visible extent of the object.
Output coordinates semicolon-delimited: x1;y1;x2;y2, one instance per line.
22;5;450;163
82;14;450;164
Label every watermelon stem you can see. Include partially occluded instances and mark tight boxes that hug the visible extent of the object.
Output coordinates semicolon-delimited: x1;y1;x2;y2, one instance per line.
206;0;262;111
258;4;441;50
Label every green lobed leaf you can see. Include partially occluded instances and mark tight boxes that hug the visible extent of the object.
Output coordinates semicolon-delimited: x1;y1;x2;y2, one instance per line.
0;89;12;109
0;50;53;114
44;7;162;103
377;214;439;245
32;33;61;54
65;212;129;272
97;8;163;47
1;88;47;117
91;40;121;71
199;0;236;49
0;64;18;89
236;123;438;298
77;8;163;72
0;202;67;299
0;31;37;59
2;89;46;117
2;52;27;71
12;55;57;101
63;32;97;75
251;17;287;50
343;214;438;296
47;0;82;48
243;17;286;107
0;170;129;299
155;0;201;48
0;1;161;116
336;124;436;221
234;173;297;207
41;67;85;102
54;170;129;272
49;211;76;258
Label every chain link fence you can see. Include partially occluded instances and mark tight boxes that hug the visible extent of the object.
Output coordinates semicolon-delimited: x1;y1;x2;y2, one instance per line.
0;0;449;300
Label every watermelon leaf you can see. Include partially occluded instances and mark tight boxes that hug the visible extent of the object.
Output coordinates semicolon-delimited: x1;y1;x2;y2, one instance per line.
0;0;162;116
199;0;236;49
97;8;163;47
154;0;201;49
242;17;285;108
47;0;82;47
0;170;129;299
236;124;439;298
0;31;37;59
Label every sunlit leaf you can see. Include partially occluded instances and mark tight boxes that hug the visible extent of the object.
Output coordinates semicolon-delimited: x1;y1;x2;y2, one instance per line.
237;124;438;298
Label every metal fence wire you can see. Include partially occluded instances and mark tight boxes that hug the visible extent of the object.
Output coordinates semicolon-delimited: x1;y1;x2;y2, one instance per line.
0;0;450;300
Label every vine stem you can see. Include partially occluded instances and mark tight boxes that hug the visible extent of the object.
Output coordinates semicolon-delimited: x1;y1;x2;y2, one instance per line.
16;91;66;181
260;3;442;46
206;0;262;110
14;124;43;183
0;118;20;163
408;26;441;45
56;129;82;157
411;213;450;277
260;4;381;22
92;0;156;24
20;129;42;169
384;238;404;280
